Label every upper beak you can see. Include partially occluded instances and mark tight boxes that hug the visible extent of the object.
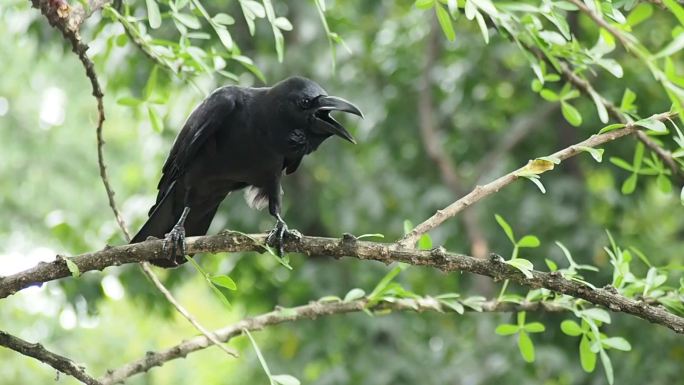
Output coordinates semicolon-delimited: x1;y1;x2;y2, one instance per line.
314;95;363;144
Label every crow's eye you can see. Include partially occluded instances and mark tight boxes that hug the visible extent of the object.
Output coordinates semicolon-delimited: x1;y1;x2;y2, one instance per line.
298;97;311;109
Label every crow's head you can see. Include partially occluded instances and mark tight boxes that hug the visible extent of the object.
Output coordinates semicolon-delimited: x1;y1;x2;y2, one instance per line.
268;76;363;144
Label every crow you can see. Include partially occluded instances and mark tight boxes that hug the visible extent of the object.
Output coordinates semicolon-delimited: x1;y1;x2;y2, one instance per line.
131;76;362;267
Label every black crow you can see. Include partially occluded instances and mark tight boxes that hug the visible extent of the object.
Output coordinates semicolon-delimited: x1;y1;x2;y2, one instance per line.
131;76;362;267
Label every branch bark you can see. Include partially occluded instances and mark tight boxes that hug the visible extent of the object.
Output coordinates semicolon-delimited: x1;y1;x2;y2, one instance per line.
0;330;101;385
400;111;677;248
99;297;565;384
1;231;683;334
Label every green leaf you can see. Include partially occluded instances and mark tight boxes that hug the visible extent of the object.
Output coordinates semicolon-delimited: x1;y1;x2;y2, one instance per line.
663;0;684;27
415;0;435;9
344;288;365;302
577;146;604;162
494;214;515;243
117;97;143;107
439;299;464;314
561;101;582;127
495;323;519;336
244;329;272;379
609;157;634;171
518;331;535;362
626;3;653;27
581;308;611;324
356;233;385;240
145;0;161;29
368;265;403;302
174;12;201;29
621;173;638;194
115;33;128;47
540;89;559;101
523;175;546;194
657;174;672;193
474;10;489;43
215;26;234;51
517;235;540;248
271;375;301;385
148;106;163;133
561;320;583;336
620;88;637;112
635;117;667;133
274;17;293;31
545;258;558;271
403;219;413;235
524;322;546;333
435;4;455;41
418;233;433;250
681;186;684;206
64;258;80;278
212;13;235;26
599;349;614;385
602;337;632;351
598;123;625;134
506;258;534;278
580;335;597;372
517;311;526;326
209;275;237;290
144;66;159;100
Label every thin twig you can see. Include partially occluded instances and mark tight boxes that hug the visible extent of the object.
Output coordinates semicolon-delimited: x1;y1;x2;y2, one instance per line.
0;330;101;385
418;17;489;258
2;229;683;334
399;111;677;248
99;297;566;384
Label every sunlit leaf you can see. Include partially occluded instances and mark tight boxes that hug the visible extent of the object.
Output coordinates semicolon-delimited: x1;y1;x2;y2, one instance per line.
561;101;582;127
344;288;366;302
145;0;161;29
580;335;597;372
435;4;455;41
209;275;237;291
272;375;301;385
495;323;519;336
561;320;583;336
518;331;535;362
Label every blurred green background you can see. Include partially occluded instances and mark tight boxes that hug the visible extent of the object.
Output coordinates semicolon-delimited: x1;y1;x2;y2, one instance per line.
1;0;683;384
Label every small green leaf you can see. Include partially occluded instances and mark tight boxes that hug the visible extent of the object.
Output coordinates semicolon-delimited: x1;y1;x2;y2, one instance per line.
213;12;235;25
494;214;515;243
209;275;237;290
663;0;684;27
273;17;293;31
506;258;534;278
524;322;545;333
174;12;201;29
598;123;625;134
418;233;433;250
635;117;667;133
244;329;272;378
602;337;632;351
626;3;653;27
495;324;519;336
517;235;540;248
439;299;464;314
518;331;535;362
599;349;614;385
540;89;559;101
561;101;582;127
356;233;385;240
609;157;634;171
580;335;597;372
344;288;366;302
64;258;80;278
271;375;301;385
144;66;159;100
680;186;684;206
145;0;161;29
577;146;604;162
148;106;163;133
415;0;435;9
581;308;611;324
435;4;455;41
545;258;558;271
657;174;672;193
215;26;234;51
621;173;638;194
620;88;637;112
403;219;413;235
561;320;583;336
117;97;143;107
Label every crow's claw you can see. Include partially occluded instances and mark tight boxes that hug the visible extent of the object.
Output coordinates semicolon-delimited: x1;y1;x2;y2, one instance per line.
266;219;291;257
162;224;186;266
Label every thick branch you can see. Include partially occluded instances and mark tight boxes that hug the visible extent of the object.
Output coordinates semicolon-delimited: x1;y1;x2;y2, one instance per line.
400;111;676;248
1;231;683;334
99;297;564;384
0;330;101;385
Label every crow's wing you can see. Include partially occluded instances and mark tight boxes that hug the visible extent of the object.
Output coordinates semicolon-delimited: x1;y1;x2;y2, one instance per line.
151;87;238;214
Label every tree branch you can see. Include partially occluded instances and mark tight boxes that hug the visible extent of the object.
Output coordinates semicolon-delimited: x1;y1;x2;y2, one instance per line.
99;297;566;384
0;330;101;385
1;231;683;333
400;111;676;248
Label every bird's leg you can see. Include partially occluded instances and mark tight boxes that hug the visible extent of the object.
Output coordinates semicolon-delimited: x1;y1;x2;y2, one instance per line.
162;206;190;265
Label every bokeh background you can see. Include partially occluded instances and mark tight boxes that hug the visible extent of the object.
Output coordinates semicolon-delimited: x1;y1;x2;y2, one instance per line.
1;1;683;384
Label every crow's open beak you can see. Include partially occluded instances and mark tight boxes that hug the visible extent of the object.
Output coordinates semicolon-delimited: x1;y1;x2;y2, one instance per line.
313;95;363;144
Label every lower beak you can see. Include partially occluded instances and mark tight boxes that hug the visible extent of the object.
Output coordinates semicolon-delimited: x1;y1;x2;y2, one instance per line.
314;95;363;144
